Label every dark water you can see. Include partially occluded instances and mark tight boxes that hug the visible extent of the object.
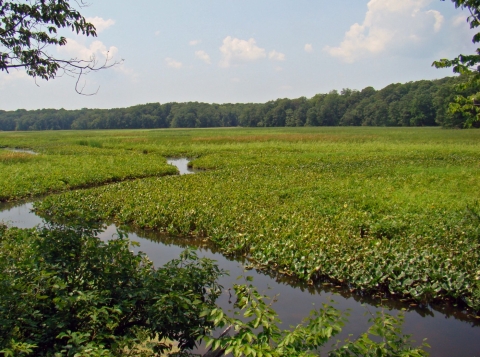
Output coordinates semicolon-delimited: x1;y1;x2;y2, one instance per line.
1;159;479;356
113;228;480;356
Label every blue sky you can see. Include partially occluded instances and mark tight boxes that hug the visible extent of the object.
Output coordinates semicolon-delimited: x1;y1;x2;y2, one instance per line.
0;0;477;110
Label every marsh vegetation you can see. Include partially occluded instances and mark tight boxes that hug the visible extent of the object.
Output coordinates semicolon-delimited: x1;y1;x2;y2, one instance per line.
1;127;479;356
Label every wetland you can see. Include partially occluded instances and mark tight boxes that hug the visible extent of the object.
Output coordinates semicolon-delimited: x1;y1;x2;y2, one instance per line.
1;127;479;355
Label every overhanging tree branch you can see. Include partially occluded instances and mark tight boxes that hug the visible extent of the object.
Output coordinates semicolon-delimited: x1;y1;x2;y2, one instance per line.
433;0;480;126
0;0;120;95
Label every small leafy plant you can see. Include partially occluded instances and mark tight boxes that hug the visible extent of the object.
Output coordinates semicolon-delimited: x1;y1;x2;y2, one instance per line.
202;278;429;357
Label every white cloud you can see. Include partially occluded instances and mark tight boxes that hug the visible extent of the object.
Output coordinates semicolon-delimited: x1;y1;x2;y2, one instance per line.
86;17;115;33
275;66;283;72
58;38;119;62
231;77;241;83
189;40;201;46
304;44;313;53
324;0;444;63
165;57;183;69
280;85;292;90
0;69;29;89
427;10;444;32
219;36;266;68
113;63;138;81
439;12;478;58
268;50;285;61
452;14;468;28
155;30;161;36
195;50;211;64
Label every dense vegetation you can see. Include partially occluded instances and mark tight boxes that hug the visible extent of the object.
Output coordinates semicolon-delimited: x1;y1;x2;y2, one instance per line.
0;222;429;356
29;127;479;313
2;127;478;355
0;140;176;201
1;0;476;354
0;223;224;356
0;76;478;131
1;127;477;313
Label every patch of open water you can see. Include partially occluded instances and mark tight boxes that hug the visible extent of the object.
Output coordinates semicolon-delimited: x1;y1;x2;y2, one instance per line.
167;157;198;175
1;147;37;155
0;158;479;356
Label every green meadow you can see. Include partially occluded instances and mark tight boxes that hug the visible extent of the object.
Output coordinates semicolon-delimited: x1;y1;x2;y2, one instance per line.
1;127;480;310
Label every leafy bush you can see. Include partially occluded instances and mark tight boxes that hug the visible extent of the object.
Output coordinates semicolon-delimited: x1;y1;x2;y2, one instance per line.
0;225;427;357
202;280;429;357
0;223;431;356
0;224;223;356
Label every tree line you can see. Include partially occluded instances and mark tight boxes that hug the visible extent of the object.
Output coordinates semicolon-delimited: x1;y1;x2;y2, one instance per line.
0;76;477;131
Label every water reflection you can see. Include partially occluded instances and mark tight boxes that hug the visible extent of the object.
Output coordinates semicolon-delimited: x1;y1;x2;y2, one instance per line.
1;158;480;356
111;226;480;356
2;147;37;155
2;204;480;355
0;200;43;228
167;158;198;175
122;227;479;322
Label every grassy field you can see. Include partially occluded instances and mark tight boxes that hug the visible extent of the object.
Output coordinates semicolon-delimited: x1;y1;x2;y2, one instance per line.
1;127;480;311
0;131;177;201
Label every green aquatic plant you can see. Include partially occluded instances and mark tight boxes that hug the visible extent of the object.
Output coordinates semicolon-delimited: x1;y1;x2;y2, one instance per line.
0;147;177;201
1;127;480;311
76;140;103;148
36;153;480;310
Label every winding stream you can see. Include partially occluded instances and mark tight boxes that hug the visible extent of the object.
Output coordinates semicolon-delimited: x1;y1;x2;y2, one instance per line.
1;158;479;356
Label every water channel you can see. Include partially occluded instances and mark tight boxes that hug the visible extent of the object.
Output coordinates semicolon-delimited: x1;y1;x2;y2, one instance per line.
1;147;38;155
1;158;479;356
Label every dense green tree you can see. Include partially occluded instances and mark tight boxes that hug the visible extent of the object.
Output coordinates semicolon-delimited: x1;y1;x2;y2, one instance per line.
285;108;295;127
433;0;480;126
339;108;362;126
410;93;436;126
362;98;389;126
316;90;342;126
291;97;309;126
305;107;319;126
0;76;474;130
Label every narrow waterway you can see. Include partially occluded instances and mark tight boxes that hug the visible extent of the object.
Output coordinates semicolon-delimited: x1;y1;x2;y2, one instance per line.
1;158;479;356
2;147;38;155
167;157;198;175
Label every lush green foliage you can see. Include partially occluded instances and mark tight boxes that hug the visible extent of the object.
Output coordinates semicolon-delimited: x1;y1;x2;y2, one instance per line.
0;143;176;201
10;127;476;312
0;222;431;356
0;0;101;84
0;127;477;354
0;76;477;130
433;1;480;126
202;281;428;357
0;223;224;356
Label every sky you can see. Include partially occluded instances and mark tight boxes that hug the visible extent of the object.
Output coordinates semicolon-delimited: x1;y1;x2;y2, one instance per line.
0;0;478;110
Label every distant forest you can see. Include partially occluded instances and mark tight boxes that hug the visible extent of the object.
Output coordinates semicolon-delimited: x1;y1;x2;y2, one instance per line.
0;76;477;131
